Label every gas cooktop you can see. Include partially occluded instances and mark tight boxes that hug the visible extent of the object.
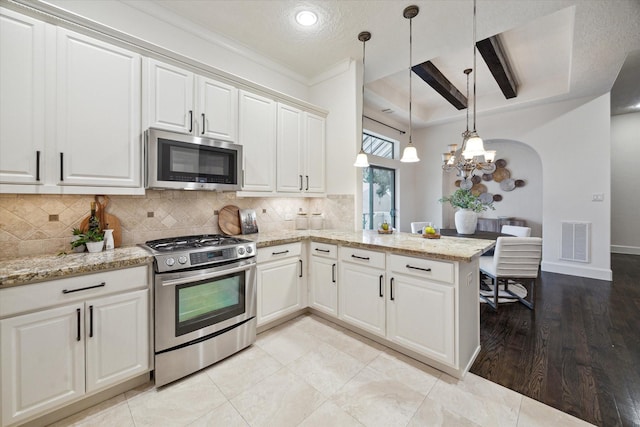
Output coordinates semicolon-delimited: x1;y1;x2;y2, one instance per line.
142;234;256;273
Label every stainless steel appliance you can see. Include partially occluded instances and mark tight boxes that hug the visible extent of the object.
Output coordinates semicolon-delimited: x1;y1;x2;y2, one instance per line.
142;234;257;387
145;128;243;191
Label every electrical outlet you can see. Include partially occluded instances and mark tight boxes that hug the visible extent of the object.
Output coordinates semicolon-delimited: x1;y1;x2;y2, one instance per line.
592;193;604;202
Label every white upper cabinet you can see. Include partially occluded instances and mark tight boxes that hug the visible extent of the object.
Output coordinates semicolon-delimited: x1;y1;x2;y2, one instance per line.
56;28;142;188
276;103;326;194
238;90;276;192
0;8;46;185
145;58;237;142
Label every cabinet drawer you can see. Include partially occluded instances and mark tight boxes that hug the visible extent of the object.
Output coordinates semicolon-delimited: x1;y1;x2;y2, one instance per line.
310;242;337;259
0;266;149;318
339;246;385;268
388;254;454;284
257;242;302;263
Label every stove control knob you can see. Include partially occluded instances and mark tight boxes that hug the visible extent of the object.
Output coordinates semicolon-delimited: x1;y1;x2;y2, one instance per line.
165;257;175;267
237;247;245;255
246;246;253;254
178;256;188;264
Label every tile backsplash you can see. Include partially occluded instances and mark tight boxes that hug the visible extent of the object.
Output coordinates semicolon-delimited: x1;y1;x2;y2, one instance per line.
0;192;354;259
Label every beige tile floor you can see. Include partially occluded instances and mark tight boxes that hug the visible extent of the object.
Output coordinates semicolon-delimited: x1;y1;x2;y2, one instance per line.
51;314;594;427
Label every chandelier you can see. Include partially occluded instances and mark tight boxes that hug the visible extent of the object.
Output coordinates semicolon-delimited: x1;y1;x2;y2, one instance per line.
441;0;495;188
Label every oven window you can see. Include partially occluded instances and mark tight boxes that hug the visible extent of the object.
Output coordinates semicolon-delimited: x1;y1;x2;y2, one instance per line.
175;271;245;336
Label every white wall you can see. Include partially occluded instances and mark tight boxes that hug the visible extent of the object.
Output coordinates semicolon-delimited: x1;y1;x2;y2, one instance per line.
611;112;640;254
414;94;612;281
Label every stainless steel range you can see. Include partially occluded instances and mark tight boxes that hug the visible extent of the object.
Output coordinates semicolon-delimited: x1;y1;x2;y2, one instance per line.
142;234;257;387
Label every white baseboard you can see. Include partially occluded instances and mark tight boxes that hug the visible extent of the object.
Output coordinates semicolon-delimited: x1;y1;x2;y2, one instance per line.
611;245;640;255
541;261;612;281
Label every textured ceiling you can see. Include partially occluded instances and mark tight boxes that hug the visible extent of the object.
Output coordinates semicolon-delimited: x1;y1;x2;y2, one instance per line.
130;0;640;125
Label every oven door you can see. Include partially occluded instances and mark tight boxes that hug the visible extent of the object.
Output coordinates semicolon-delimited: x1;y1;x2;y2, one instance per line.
154;258;256;352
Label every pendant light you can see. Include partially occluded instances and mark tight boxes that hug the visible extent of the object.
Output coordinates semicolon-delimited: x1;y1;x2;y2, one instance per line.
461;0;486;158
400;5;420;163
354;31;371;168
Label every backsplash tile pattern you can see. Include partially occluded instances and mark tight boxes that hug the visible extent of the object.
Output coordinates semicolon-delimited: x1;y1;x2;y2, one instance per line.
0;192;354;259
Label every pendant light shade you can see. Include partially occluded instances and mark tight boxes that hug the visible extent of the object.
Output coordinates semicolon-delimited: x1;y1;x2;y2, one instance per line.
400;5;420;163
354;31;371;168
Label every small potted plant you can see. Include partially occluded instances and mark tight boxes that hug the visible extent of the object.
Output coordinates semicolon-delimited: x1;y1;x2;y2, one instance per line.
84;228;105;253
439;188;494;234
70;228;87;253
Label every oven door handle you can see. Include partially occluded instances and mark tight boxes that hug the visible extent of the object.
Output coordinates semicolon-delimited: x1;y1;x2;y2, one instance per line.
159;263;254;287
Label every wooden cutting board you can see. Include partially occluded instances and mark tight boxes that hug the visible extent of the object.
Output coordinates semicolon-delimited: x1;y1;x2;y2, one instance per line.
79;196;122;247
218;205;241;235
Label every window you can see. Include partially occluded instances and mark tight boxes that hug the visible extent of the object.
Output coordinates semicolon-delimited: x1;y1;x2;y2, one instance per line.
362;166;396;230
363;132;395;159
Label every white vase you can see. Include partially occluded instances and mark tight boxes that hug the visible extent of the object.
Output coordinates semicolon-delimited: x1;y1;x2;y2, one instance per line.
103;229;114;250
86;240;104;253
455;209;478;234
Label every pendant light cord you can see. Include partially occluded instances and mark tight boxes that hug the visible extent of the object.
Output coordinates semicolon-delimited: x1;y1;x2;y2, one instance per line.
409;16;413;145
472;0;478;132
362;36;366;151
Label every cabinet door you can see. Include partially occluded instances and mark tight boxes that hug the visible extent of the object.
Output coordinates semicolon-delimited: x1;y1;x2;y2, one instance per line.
146;58;194;133
256;257;303;326
387;274;455;365
56;28;141;188
239;90;276;192
309;256;337;316
338;263;385;337
1;304;85;427
0;8;45;185
304;113;325;193
276;103;303;193
85;289;149;393
197;76;237;141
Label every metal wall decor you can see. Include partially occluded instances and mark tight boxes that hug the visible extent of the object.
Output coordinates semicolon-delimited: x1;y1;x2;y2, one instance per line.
454;158;525;202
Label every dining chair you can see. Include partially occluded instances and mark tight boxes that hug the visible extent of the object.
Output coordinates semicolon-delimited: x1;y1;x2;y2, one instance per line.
501;225;531;237
410;222;430;234
479;237;542;310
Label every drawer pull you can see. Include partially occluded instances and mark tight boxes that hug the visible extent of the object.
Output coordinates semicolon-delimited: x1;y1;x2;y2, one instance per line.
272;250;290;256
62;282;106;294
406;264;432;272
315;248;330;253
351;255;370;261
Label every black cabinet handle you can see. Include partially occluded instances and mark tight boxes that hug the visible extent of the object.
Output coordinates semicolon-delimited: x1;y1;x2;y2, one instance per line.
406;264;432;272
62;282;106;294
201;113;205;135
76;308;81;341
299;259;303;278
89;305;94;338
36;151;41;181
390;278;395;301
315;248;330;253
351;254;370;261
332;264;336;283
272;250;289;256
379;274;383;297
59;152;64;181
299;175;303;191
305;175;309;191
188;110;193;133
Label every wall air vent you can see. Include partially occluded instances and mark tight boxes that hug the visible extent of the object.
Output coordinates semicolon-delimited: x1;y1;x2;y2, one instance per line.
560;221;591;263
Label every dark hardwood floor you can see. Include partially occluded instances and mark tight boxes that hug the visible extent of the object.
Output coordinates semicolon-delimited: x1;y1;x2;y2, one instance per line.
471;253;640;427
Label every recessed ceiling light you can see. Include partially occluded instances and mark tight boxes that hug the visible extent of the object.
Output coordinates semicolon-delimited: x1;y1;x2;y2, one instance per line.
296;10;317;26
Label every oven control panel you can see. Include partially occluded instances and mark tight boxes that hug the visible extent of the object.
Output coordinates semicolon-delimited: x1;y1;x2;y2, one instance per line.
153;243;257;272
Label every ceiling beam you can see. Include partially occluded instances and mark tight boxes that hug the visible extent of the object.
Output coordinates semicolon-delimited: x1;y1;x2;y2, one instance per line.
476;35;518;99
411;61;467;110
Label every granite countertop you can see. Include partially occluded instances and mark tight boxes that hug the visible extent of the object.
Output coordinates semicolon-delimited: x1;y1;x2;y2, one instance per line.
1;230;494;289
0;246;153;288
246;229;495;263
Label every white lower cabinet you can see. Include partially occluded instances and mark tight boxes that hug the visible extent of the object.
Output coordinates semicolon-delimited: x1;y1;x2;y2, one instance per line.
309;242;337;316
256;243;305;327
387;254;456;366
338;247;386;337
0;267;150;427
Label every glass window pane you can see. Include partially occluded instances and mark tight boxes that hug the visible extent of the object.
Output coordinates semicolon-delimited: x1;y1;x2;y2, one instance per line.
362;166;395;229
363;132;394;159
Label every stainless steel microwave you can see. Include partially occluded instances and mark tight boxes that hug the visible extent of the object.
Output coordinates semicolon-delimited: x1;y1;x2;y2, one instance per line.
145;128;242;191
